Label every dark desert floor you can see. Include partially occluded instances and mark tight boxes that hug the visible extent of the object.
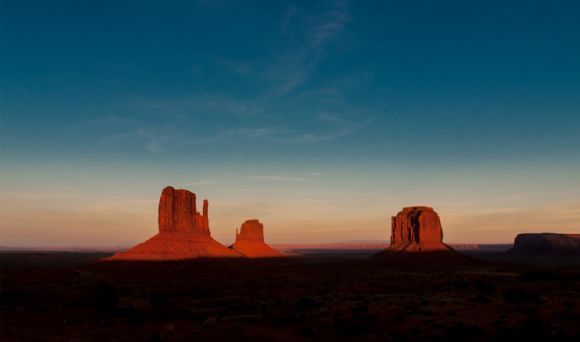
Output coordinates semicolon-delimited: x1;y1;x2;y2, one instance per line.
1;250;579;341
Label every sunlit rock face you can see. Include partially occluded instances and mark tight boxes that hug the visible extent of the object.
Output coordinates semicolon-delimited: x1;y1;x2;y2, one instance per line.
107;186;240;260
158;186;210;234
229;219;285;258
387;206;452;252
509;233;580;256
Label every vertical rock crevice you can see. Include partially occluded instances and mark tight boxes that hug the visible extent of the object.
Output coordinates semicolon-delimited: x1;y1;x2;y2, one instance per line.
387;206;450;252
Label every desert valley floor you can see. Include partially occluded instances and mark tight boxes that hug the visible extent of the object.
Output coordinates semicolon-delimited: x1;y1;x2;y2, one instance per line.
1;250;579;341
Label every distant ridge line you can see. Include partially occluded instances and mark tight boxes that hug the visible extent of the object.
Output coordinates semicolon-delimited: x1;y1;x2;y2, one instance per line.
0;243;513;252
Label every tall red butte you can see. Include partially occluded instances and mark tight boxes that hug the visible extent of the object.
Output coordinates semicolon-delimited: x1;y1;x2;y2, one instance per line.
107;186;240;260
229;219;285;258
375;206;454;256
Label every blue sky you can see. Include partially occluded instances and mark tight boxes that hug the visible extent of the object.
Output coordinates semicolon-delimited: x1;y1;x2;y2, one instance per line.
1;0;579;246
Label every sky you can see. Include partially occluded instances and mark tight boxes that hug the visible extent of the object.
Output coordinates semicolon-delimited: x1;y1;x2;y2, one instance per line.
1;0;579;247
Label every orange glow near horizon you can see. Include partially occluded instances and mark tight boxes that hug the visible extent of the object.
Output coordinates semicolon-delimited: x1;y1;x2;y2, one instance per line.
1;183;579;248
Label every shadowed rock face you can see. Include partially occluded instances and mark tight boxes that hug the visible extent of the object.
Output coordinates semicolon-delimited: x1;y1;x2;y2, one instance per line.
509;233;580;255
385;206;452;252
230;219;285;258
107;186;239;260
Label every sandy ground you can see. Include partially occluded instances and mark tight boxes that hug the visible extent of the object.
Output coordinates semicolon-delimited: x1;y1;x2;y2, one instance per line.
1;250;579;341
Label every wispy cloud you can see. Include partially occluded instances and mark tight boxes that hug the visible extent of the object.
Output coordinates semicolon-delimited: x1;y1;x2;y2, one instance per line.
213;57;253;76
217;126;284;139
131;96;264;118
297;87;344;104
261;0;352;94
248;172;324;182
249;175;309;182
195;112;372;144
88;115;176;153
274;112;374;143
0;192;90;201
89;106;373;152
195;0;262;15
308;0;351;48
88;1;365;151
181;180;218;186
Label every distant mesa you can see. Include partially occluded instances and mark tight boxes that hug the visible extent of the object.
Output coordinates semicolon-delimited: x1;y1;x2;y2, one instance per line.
375;206;456;257
229;219;285;258
107;186;240;260
508;233;580;256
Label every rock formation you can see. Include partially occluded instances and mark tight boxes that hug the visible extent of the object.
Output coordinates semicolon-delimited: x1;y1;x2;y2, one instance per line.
157;186;208;234
376;206;453;255
229;219;285;258
107;186;240;260
388;206;451;252
508;233;580;256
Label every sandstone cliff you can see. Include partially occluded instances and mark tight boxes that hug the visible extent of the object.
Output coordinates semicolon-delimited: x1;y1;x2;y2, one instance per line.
374;206;456;258
230;219;285;258
107;186;240;260
508;233;580;256
388;206;451;252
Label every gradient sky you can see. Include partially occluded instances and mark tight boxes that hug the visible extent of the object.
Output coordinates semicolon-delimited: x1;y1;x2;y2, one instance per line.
1;0;579;247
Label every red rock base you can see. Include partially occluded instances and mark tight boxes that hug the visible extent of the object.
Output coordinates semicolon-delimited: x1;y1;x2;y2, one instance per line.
107;232;241;261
